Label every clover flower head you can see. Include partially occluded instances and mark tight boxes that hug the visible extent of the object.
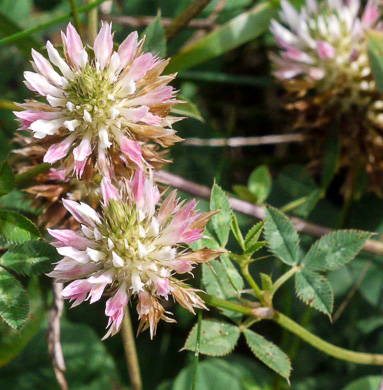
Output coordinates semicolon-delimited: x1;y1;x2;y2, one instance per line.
15;22;182;180
48;170;220;338
270;0;381;85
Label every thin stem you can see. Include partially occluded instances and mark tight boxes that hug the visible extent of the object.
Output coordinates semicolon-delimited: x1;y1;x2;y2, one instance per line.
165;0;214;42
121;308;142;390
200;294;253;316
269;266;301;298
15;163;51;186
192;309;203;390
69;0;82;36
87;0;98;43
241;263;266;305
0;0;106;47
272;311;383;365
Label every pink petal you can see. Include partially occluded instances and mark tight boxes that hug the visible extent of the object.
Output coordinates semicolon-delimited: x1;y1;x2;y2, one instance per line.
120;106;149;122
119;136;142;166
94;22;113;70
168;259;194;274
118;31;138;71
24;71;63;97
48;228;93;249
362;1;380;28
48;169;67;181
73;136;92;162
62;199;101;226
14;110;60;122
127;86;173;107
132;169;145;209
155;278;170;297
73;159;87;178
64;23;86;68
44;135;74;164
141;112;162;126
31;49;62;85
101;177;119;203
317;41;336;59
181;229;204;243
105;284;128;317
127;53;157;81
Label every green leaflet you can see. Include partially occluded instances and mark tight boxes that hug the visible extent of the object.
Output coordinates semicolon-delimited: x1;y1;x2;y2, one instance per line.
368;30;383;93
1;240;59;276
172;95;204;122
0;277;45;367
342;376;382;390
0;161;15;198
302;230;371;272
0;210;40;243
248;165;272;204
183;320;240;356
167;2;276;72
142;14;166;57
0;268;29;330
264;207;300;266
210;183;231;247
230;213;245;250
295;270;334;317
244;329;291;382
202;260;242;321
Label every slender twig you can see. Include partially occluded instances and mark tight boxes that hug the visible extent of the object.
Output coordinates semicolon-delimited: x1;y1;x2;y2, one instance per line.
48;282;67;390
165;0;214;42
201;293;383;365
87;0;98;43
0;0;106;47
101;14;217;30
269;265;301;298
192;309;203;390
121;308;142;390
154;170;383;257
240;263;265;305
183;134;305;147
69;0;82;36
271;311;383;365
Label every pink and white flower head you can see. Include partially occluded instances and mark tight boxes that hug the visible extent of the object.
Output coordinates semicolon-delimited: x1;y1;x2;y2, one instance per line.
270;0;381;86
15;22;183;180
48;169;220;339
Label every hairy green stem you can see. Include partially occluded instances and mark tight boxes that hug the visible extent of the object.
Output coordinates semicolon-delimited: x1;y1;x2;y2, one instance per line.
269;265;301;298
121;308;142;390
240;264;266;306
165;0;214;42
69;0;82;37
15;163;51;186
87;0;98;43
192;309;203;390
200;294;253;315
271;311;383;365
200;294;383;366
0;0;106;47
